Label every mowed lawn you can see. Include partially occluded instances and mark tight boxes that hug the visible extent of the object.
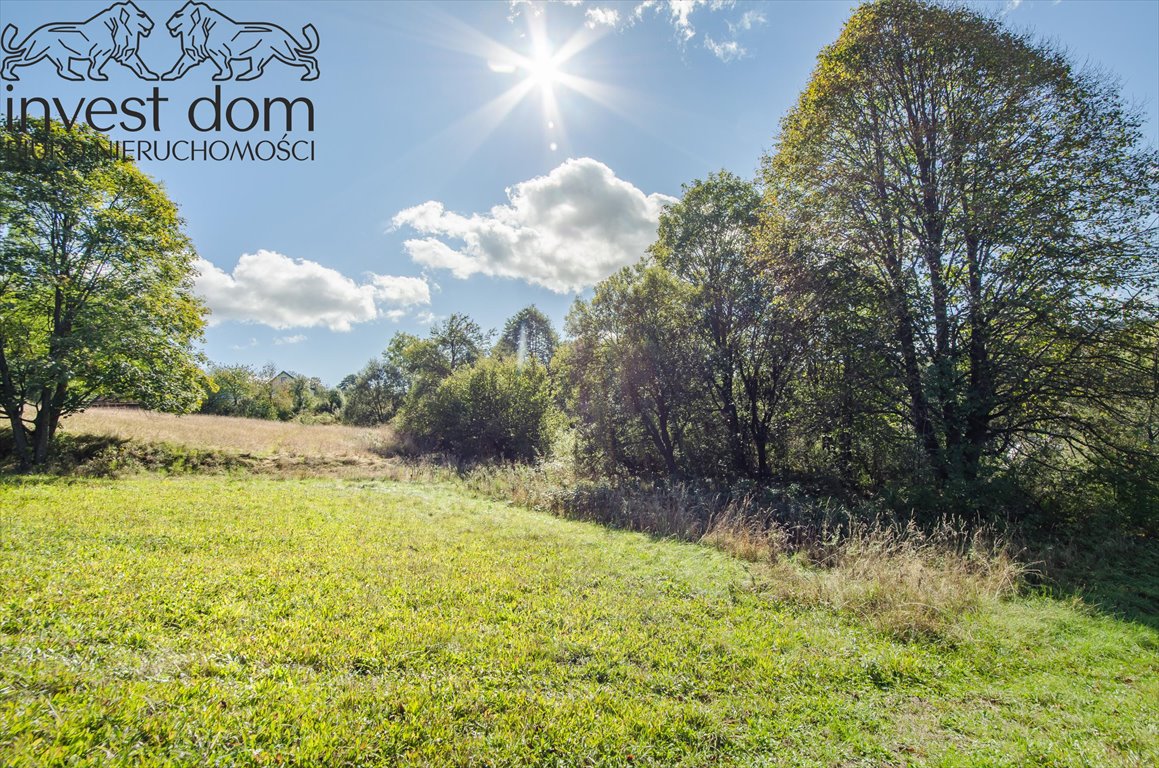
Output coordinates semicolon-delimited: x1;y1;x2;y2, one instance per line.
1;477;1156;767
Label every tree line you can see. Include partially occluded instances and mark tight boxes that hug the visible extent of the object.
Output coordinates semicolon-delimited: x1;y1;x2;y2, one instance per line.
561;0;1157;526
201;307;560;465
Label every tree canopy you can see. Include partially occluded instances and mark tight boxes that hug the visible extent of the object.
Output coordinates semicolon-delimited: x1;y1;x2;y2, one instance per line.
494;305;559;367
1;121;207;466
560;0;1157;526
762;0;1158;494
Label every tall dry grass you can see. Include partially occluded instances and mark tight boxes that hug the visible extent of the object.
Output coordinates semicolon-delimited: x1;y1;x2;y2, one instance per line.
64;408;396;459
704;508;1023;639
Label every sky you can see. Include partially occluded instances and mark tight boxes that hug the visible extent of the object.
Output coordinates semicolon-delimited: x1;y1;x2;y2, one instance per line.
3;0;1157;384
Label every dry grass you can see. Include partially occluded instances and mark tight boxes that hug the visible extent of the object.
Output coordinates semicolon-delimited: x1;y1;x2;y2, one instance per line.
63;408;396;460
704;508;1024;640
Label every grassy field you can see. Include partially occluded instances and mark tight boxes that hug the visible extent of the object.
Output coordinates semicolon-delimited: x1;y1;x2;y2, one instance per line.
2;475;1156;766
62;409;396;460
54;409;398;476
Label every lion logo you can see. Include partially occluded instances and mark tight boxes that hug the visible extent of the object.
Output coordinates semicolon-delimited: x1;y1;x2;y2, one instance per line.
162;2;319;82
0;2;159;81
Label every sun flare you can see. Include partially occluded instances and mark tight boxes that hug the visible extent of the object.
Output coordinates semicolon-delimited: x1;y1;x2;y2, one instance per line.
424;6;620;157
524;44;559;90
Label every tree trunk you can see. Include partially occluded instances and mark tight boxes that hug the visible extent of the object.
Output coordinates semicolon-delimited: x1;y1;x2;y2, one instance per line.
0;339;33;469
894;295;945;482
963;235;991;482
869;102;945;484
911;98;961;478
32;385;55;465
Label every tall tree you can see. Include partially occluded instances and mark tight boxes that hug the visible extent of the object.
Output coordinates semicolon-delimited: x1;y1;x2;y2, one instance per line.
652;172;801;478
567;265;706;480
764;0;1158;489
342;356;407;426
431;313;490;372
1;121;207;467
495;305;559;367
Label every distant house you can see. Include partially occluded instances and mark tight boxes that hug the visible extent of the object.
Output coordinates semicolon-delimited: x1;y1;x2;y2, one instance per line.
269;371;298;389
89;398;141;409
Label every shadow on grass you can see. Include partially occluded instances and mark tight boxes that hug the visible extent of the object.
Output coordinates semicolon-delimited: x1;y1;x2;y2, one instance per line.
1024;534;1159;632
6;428;1156;637
1;431;126;475
0;430;249;477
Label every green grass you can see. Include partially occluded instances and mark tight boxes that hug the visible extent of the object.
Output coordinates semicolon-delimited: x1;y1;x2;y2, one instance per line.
1;476;1156;766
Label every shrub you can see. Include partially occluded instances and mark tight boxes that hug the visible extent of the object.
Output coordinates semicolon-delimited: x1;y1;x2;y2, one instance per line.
401;357;558;462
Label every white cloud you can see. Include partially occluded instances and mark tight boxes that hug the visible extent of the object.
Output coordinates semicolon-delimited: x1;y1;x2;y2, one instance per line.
728;9;764;34
632;0;659;22
585;6;620;28
195;250;430;331
371;274;431;306
274;334;307;345
667;0;705;41
704;36;745;62
509;1;754;58
392;158;674;294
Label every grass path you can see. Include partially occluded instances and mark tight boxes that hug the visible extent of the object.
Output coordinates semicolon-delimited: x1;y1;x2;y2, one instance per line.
1;476;1156;766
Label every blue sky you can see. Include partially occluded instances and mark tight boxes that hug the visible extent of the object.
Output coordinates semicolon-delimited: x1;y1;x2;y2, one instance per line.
3;0;1157;384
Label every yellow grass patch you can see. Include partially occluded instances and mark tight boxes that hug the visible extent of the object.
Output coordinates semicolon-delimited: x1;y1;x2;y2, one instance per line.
62;408;395;460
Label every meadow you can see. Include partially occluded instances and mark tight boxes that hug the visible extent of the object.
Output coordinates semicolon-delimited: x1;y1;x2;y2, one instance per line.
52;409;398;478
63;409;396;462
2;472;1157;766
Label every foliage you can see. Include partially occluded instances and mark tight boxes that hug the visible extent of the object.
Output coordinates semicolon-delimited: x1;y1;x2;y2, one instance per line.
563;0;1158;530
200;363;338;422
336;309;563;462
566;263;707;479
651;172;802;479
763;0;1159;506
340;356;406;426
494;305;559;367
0;120;207;466
401;355;557;462
565;174;803;482
430;312;491;372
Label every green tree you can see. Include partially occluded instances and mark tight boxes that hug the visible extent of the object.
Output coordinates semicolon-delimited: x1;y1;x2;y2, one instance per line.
342;356;407;426
401;356;556;462
567;265;707;479
431;313;490;371
1;121;206;467
764;0;1159;494
652;172;802;479
201;363;260;416
494;305;559;367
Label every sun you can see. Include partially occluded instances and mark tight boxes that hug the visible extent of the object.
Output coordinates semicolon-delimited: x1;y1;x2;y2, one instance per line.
423;4;624;157
523;42;559;91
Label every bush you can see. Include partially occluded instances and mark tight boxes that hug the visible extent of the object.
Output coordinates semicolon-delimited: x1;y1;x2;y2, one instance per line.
401;357;558;462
